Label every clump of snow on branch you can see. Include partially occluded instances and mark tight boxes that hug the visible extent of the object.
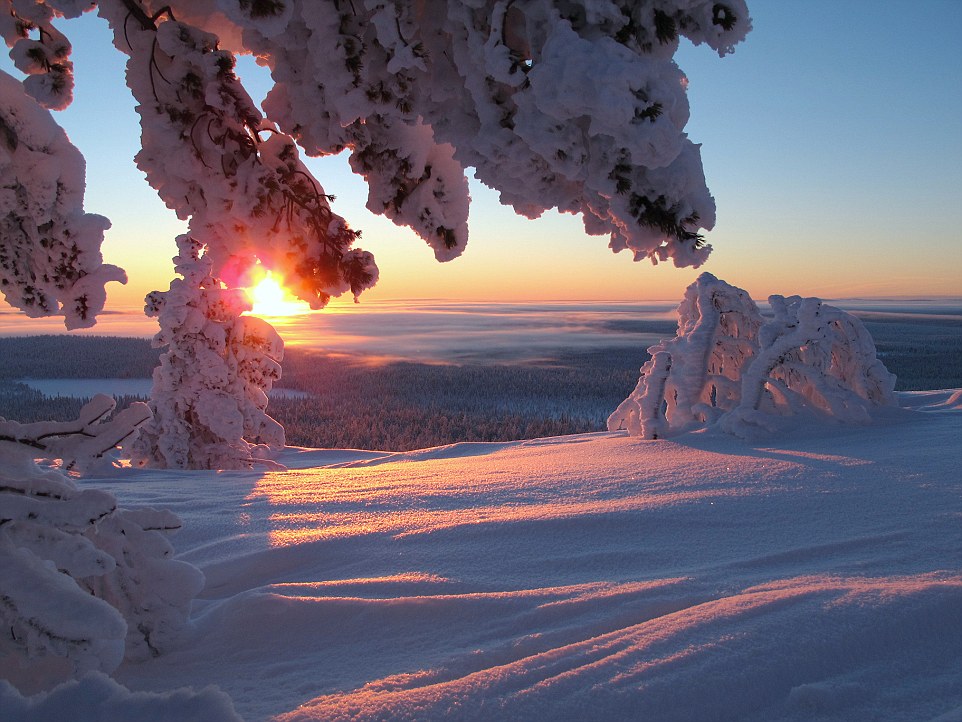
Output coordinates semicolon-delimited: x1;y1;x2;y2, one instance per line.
95;0;378;308
0;68;123;329
609;273;897;439
0;0;77;110
128;235;286;470
177;0;752;268
0;397;203;694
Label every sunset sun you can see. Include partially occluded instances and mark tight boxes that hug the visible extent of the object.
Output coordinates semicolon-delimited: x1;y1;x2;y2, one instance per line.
246;272;309;317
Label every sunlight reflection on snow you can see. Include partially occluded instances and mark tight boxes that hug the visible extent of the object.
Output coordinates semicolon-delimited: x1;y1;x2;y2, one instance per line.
246;457;761;549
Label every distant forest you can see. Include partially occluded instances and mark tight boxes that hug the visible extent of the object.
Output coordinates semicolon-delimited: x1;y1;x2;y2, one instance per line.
0;313;959;451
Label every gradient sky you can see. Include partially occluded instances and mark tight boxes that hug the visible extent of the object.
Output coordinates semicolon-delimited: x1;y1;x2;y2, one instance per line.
2;1;960;314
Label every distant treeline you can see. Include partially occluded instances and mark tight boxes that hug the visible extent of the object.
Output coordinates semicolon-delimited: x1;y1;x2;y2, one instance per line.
274;352;639;449
0;336;159;379
0;337;639;450
0;318;959;450
861;318;962;391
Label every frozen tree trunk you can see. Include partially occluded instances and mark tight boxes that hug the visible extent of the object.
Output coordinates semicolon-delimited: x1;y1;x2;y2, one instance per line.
128;235;286;470
612;276;897;439
0;396;202;694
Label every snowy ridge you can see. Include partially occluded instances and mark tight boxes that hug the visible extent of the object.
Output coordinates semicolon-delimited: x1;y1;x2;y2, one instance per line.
3;390;956;720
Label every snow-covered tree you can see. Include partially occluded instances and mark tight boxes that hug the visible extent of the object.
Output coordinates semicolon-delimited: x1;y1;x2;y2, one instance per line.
719;293;897;436
0;396;203;693
611;274;898;439
608;272;762;438
0;0;752;465
127;235;286;469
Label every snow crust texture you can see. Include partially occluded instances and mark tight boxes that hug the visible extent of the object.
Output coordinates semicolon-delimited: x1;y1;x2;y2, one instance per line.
17;392;958;721
609;273;897;439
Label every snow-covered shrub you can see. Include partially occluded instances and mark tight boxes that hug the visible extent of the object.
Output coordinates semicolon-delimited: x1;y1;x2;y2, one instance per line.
0;672;243;722
0;472;125;694
0;396;202;693
128;235;286;470
720;294;897;436
611;274;897;439
80;506;204;662
608;272;763;438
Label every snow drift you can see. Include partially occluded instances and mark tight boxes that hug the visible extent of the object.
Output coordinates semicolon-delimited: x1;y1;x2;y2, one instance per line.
3;389;959;721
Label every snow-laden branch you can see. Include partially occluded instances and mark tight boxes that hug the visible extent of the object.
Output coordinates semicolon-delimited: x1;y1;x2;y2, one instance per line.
169;0;751;269
0;396;202;693
0;69;124;329
96;0;378;307
0;393;150;471
1;0;753;311
610;274;897;439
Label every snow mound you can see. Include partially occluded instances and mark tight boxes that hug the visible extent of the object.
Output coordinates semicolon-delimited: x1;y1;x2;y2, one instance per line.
0;672;241;722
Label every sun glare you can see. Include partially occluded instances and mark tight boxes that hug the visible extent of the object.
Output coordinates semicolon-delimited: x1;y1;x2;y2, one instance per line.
247;272;310;317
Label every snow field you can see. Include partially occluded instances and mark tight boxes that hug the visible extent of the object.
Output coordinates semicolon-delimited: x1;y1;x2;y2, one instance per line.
8;389;955;721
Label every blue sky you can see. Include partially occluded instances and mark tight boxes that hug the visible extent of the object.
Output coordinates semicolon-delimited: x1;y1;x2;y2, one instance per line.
1;1;960;312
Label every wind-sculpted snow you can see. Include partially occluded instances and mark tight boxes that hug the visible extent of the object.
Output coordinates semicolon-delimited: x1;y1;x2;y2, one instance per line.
27;389;957;721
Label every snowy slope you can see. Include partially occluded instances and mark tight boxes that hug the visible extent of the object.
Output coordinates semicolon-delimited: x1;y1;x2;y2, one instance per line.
5;390;962;721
